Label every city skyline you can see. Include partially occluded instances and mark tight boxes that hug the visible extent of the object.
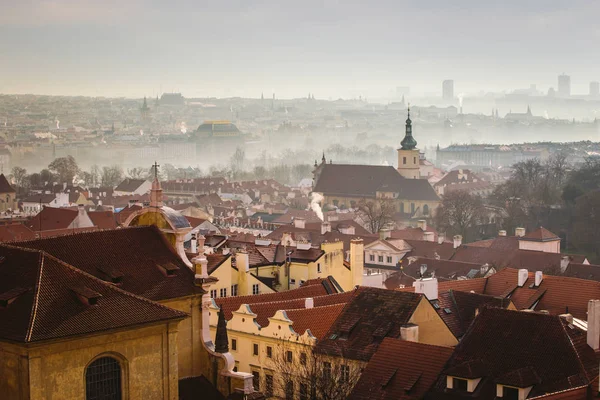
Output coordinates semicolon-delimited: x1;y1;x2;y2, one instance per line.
1;0;599;98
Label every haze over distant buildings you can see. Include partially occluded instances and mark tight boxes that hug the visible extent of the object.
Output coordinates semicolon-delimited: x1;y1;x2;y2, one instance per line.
1;0;600;99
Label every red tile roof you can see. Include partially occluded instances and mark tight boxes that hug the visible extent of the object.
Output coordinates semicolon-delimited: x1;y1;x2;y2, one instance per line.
428;308;599;399
207;253;231;274
0;223;35;242
26;207;77;231
284;303;346;340
88;210;117;229
11;226;203;301
523;227;561;242
0;245;187;343
348;338;453;400
216;282;336;321
315;287;423;361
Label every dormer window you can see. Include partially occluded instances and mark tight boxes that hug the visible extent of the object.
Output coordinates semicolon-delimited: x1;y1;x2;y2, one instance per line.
157;262;179;277
446;376;480;393
0;287;28;307
72;286;102;306
97;267;124;284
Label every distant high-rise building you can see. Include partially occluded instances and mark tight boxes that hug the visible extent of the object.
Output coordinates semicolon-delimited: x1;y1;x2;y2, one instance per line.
558;74;571;97
590;81;600;97
442;80;454;100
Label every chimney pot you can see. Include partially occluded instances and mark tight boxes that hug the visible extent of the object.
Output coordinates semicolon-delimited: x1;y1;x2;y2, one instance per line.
379;228;391;240
400;323;419;342
423;231;435;242
453;235;462;249
498;230;507;237
417;219;427;231
588;300;600;351
305;298;314;309
534;271;543;287
294;217;306;229
412;277;438;300
517;268;529;287
515;227;526;237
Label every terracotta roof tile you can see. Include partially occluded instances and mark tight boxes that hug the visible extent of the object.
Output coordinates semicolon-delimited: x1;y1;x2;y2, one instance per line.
284;303;346;340
207;253;231;274
0;224;35;242
26;207;77;231
88;210;117;229
0;245;187;343
522;227;561;242
315;287;423;361
348;338;453;400
429;308;599;398
11;226;203;301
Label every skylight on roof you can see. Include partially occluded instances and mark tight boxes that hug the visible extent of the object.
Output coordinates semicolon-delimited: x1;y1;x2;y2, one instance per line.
444;308;453;314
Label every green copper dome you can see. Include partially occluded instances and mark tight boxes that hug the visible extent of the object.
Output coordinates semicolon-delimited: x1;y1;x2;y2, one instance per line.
400;107;417;150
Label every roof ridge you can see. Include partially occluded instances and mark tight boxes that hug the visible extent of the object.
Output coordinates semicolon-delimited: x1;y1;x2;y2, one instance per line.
26;251;45;342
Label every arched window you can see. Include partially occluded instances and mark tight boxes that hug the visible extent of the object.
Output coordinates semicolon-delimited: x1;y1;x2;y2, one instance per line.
86;356;122;400
423;204;429;215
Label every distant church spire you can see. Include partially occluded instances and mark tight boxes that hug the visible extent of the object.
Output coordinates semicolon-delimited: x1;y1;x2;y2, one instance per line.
150;161;163;208
322;151;326;163
400;106;417;150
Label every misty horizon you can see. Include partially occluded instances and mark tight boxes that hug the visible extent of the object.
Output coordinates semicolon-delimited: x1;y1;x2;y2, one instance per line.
1;0;599;99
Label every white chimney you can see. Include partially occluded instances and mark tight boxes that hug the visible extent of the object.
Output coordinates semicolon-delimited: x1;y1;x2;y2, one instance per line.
453;235;462;249
515;227;526;237
339;225;355;235
305;298;314;309
297;241;311;251
400;323;419;342
498;230;507;237
413;277;438;300
77;204;85;217
417;220;427;231
534;271;543;287
423;232;435;242
560;256;570;274
517;269;529;287
190;233;197;253
294;217;306;229
236;251;250;273
437;234;445;245
321;221;332;235
587;299;600;351
379;228;391;240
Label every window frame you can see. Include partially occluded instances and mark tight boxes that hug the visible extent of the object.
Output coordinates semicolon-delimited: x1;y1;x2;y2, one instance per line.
231;338;237;351
252;284;260;295
253;343;259;356
85;353;128;400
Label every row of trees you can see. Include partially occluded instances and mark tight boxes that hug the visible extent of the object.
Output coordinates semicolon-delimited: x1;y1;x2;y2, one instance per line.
432;154;600;262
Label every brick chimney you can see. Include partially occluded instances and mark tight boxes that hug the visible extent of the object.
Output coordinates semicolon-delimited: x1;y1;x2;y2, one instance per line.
294;217;306;229
453;235;462;249
587;300;600;351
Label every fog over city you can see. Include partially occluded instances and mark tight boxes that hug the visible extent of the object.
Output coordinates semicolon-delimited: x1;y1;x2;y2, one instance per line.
6;2;600;400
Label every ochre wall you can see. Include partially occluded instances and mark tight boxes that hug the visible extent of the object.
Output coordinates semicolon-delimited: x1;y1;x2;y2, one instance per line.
0;322;180;400
409;299;458;347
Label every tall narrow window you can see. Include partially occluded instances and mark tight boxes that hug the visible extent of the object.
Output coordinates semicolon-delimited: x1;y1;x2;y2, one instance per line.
86;356;122;400
403;157;407;165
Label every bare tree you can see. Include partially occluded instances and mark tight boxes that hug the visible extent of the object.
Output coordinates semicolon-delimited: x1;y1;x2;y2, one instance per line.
269;344;361;400
357;198;396;234
127;167;150;179
10;166;27;189
101;165;124;187
435;189;485;241
48;155;79;183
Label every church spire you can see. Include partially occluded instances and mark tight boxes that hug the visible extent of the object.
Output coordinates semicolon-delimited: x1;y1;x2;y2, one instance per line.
322;151;326;163
400;106;417;150
150;161;163;208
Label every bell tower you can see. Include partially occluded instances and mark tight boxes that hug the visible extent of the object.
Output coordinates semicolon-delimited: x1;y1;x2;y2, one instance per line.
397;107;420;179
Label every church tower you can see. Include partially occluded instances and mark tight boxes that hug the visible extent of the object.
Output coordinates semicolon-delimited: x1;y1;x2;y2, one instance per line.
397;107;420;179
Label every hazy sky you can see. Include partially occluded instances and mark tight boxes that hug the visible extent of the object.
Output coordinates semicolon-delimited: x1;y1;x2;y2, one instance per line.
0;0;598;99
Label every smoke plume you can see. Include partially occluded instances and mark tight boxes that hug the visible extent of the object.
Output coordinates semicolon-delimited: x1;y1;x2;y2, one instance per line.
310;192;324;221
